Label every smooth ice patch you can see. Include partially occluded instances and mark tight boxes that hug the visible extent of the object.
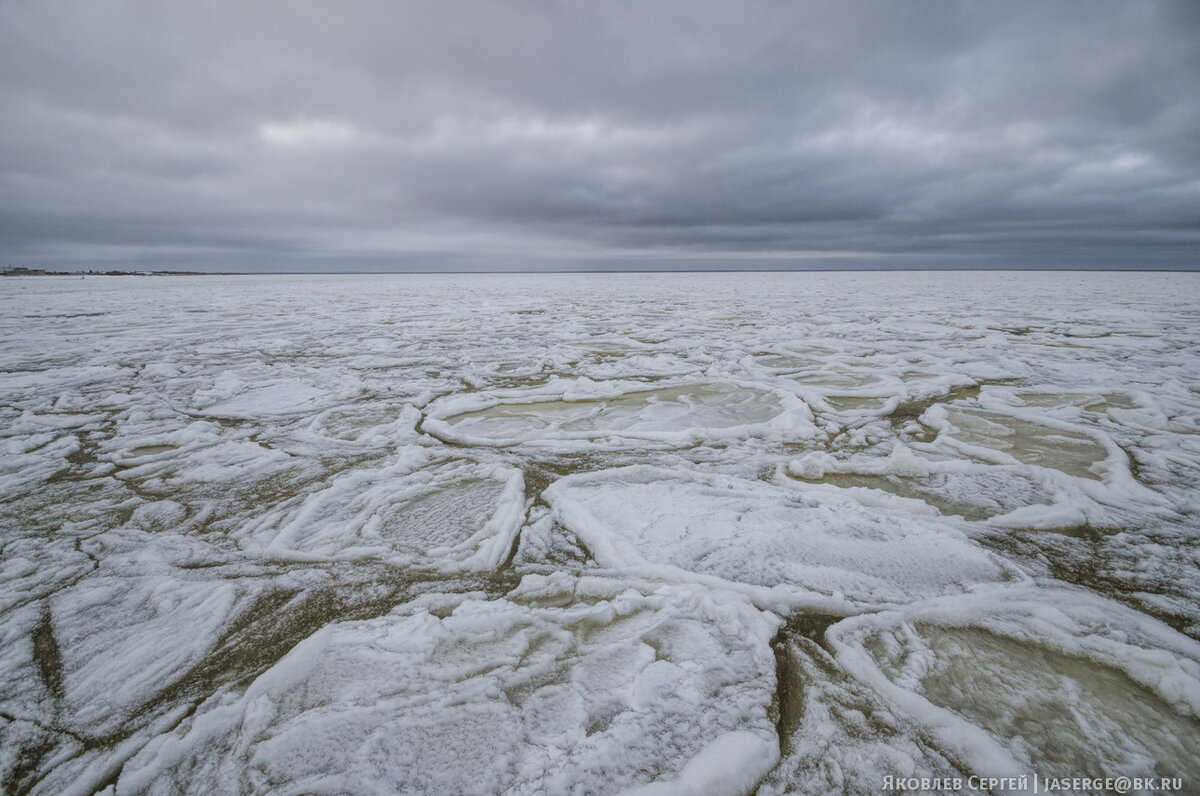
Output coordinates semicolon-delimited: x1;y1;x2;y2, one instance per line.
116;576;780;795
1010;390;1138;411
926;405;1112;480
746;347;836;373
828;586;1200;785
786;446;1087;527
791;372;880;390
822;395;892;413
544;466;1021;611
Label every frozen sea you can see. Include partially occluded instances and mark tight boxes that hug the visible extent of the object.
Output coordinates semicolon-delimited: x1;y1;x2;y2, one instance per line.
1;270;1199;794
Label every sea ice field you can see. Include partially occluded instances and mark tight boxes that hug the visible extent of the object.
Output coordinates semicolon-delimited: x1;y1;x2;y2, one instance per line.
1;270;1199;795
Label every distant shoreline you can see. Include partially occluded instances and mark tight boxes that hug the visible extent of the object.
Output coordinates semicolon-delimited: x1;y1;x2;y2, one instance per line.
2;268;236;277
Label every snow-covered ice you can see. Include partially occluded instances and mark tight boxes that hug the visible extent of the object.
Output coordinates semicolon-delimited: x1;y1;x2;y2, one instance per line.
2;271;1199;794
426;379;812;448
115;576;779;795
543;465;1022;611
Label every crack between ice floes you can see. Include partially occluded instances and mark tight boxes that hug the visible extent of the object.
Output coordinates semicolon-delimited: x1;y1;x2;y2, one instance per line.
73;537;101;573
411;388;469;447
1116;442;1149;485
20;688;211;796
26;577;432;793
768;626;800;761
82;694;209;796
0;710;88;745
766;610;865;764
31;607;64;704
0;554;97;619
500;508;531;570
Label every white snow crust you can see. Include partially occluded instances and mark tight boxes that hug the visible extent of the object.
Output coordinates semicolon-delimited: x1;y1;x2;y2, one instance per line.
544;465;1021;611
115;576;779;795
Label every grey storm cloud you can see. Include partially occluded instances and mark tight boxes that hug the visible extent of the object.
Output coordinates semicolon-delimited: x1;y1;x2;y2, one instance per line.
1;0;1198;271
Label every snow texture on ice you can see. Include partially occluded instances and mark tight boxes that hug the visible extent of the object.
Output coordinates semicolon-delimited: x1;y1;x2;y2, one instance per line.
2;271;1199;794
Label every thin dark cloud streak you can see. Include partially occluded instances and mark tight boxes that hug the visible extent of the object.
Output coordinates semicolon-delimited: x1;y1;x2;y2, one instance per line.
1;0;1197;271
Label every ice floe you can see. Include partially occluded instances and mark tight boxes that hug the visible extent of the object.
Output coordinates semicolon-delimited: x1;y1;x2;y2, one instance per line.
544;465;1023;611
425;377;815;448
827;586;1200;787
115;575;780;795
251;454;527;570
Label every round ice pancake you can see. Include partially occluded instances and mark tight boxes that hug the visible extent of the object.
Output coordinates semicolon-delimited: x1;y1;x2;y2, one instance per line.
258;457;526;571
199;382;333;419
827;586;1200;786
543;466;1023;611
116;576;780;796
424;378;814;448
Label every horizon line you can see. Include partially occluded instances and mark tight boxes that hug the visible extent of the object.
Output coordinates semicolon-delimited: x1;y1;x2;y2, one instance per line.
7;265;1200;276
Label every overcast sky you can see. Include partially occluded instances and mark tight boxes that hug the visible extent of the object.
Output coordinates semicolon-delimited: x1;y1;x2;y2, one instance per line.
2;1;1198;272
